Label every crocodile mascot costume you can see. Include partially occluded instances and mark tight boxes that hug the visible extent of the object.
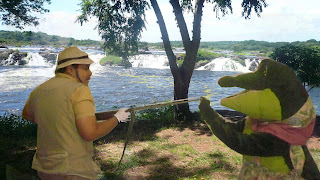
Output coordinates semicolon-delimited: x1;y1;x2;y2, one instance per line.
199;59;320;179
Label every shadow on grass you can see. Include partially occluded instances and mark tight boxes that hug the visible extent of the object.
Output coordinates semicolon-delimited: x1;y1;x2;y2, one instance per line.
96;110;246;144
98;146;238;179
96;112;210;143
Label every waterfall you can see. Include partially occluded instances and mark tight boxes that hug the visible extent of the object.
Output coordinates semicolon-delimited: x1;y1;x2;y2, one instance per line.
1;47;261;73
86;52;105;73
129;54;169;69
128;54;260;72
1;54;14;65
25;52;53;66
196;57;255;72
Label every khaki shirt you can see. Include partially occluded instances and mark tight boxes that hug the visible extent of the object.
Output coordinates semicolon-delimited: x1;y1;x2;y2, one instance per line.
25;73;100;179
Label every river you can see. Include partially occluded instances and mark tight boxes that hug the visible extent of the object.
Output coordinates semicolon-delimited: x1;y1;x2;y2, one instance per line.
0;47;319;116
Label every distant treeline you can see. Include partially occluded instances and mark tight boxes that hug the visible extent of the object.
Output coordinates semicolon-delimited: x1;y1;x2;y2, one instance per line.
1;30;320;53
149;39;320;53
0;30;103;47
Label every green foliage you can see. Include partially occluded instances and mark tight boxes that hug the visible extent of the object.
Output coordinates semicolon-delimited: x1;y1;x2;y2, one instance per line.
0;30;103;47
270;45;320;87
0;0;51;29
0;49;12;60
200;41;238;50
199;40;288;54
135;105;175;123
138;42;149;51
180;49;223;62
231;40;286;52
199;40;320;56
241;0;267;19
232;57;246;67
77;0;150;60
212;0;233;19
0;113;37;138
177;59;184;67
196;49;222;62
100;55;123;65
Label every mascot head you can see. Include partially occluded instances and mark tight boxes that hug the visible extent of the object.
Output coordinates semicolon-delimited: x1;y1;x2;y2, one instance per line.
219;59;309;122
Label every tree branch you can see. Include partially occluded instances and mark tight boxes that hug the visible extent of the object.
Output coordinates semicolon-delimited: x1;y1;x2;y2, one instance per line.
191;0;204;55
170;0;192;53
183;0;204;82
150;0;179;76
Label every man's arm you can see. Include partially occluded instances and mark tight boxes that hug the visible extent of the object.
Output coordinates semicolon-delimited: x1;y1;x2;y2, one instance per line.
22;99;37;124
73;86;129;141
95;110;117;121
75;115;118;141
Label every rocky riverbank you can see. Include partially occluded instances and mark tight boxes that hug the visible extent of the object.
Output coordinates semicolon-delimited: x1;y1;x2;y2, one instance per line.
0;50;28;65
0;49;57;66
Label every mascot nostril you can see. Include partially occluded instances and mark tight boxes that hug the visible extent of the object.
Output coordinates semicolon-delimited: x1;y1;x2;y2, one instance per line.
199;59;320;179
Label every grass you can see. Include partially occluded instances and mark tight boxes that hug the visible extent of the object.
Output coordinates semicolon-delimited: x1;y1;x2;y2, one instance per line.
1;108;319;180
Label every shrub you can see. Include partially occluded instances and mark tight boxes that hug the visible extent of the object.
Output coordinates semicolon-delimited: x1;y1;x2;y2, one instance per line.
232;57;246;67
180;49;223;63
196;49;221;62
100;55;122;66
0;113;37;138
134;105;176;127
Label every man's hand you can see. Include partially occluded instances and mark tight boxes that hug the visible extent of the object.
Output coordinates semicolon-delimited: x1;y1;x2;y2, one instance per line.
114;108;130;123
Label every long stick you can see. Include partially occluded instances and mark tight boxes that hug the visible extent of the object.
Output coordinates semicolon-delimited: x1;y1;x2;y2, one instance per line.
95;97;200;120
113;97;201;171
127;97;200;112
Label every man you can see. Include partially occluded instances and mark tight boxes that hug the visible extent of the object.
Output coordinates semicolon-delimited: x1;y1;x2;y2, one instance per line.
22;46;129;180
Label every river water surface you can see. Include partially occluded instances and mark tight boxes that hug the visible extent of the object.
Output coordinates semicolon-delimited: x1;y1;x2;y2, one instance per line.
1;47;319;116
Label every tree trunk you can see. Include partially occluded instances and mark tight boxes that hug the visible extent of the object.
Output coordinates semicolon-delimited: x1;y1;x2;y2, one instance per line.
150;0;204;121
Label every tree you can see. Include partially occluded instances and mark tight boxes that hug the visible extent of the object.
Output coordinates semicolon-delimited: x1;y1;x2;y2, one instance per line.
270;44;320;90
0;0;51;29
77;0;149;67
77;0;267;121
69;38;76;47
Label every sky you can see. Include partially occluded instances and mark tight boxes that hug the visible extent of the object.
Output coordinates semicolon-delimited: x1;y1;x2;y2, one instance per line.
1;0;320;43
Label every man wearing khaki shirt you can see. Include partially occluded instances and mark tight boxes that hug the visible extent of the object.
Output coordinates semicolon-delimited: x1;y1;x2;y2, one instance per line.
23;46;129;180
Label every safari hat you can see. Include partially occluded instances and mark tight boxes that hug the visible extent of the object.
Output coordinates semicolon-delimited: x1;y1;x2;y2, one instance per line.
55;46;94;70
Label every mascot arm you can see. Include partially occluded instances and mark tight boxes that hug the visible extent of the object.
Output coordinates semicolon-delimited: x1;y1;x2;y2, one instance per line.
199;97;290;157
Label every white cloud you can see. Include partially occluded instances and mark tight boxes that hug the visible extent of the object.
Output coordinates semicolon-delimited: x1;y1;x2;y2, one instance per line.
30;11;101;41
